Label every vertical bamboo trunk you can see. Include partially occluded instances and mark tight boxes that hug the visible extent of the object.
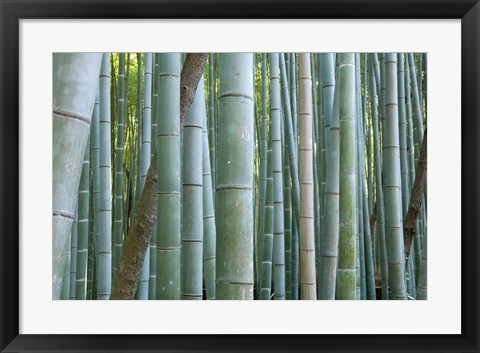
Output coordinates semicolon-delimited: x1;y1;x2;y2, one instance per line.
336;53;357;300
270;53;286;300
133;53;143;219
298;53;317;300
156;53;181;300
318;53;339;300
290;54;298;152
181;77;205;300
69;211;77;299
75;137;90;300
384;53;407;300
311;56;321;289
216;54;254;300
260;137;274;300
284;138;292;300
257;53;268;297
416;230;427;299
61;235;71;300
97;53;112;300
208;54;216;196
397;53;410;219
203;106;216;300
355;53;366;300
370;54;389;299
136;53;153;300
407;53;424;164
113;53;125;280
279;54;300;223
149;53;159;300
88;91;100;300
291;217;299;299
52;53;102;299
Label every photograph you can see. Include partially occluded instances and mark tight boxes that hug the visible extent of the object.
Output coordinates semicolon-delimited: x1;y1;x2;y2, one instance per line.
52;52;427;301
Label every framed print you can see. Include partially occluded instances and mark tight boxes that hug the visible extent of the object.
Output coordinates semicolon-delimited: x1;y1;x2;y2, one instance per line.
0;0;478;352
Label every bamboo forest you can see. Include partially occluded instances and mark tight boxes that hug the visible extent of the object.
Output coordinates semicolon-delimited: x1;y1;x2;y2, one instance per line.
52;52;427;301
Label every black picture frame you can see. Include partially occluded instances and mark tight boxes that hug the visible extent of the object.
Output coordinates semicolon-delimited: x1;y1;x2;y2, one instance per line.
1;1;478;352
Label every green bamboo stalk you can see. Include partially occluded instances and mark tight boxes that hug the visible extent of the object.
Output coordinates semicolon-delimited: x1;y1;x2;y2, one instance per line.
181;77;205;300
97;53;112;300
269;53;285;300
279;54;300;223
407;53;424;165
136;53;153;300
257;53;268;297
370;54;389;299
284;133;292;300
397;53;410;219
355;53;366;300
336;53;357;300
404;56;422;280
156;53;181;300
52;53;102;300
113;53;125;280
370;53;390;300
290;54;298;151
208;54;216;197
203;101;216;300
149;53;159;300
61;234;71;300
260;136;274;300
360;128;376;300
75;137;90;300
384;53;407;300
216;53;254;300
416;230;427;300
379;53;386;149
133;53;143;219
88;90;100;300
316;54;326;257
69;211;77;299
311;55;321;289
291;217;299;299
298;53;316;300
318;53;339;300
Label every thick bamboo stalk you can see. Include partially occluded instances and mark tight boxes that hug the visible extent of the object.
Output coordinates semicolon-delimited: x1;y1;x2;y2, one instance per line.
384;53;407;300
216;54;255;300
318;53;339;300
52;53;102;299
156;53;181;300
336;53;357;300
181;77;205;300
